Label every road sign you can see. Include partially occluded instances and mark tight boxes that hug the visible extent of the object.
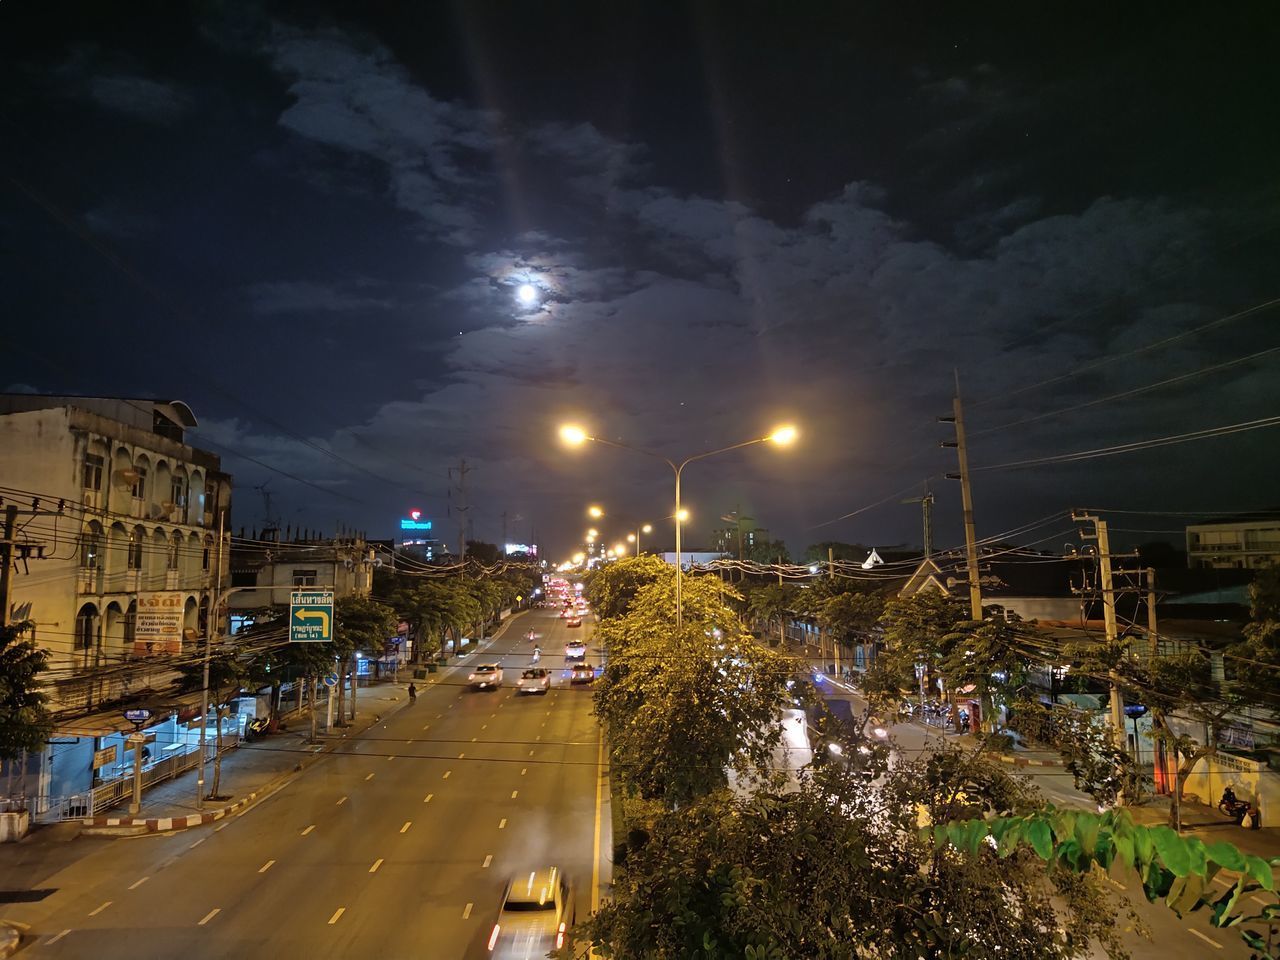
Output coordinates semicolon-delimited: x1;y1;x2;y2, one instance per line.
324;673;339;687
290;590;335;643
123;708;152;726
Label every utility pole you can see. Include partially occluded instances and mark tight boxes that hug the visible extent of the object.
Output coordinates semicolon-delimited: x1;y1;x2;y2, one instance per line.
0;504;17;627
501;511;508;554
1146;567;1159;660
449;459;470;561
900;486;935;558
1073;513;1126;747
940;376;982;620
196;512;226;809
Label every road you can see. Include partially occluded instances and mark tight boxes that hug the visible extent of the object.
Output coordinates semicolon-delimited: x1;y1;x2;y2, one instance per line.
2;607;609;959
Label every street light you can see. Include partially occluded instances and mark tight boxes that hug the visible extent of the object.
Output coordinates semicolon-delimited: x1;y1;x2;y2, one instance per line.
587;505;604;519
558;423;797;631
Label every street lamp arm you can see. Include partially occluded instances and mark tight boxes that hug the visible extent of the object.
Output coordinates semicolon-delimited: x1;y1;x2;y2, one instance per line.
676;435;771;470
583;434;678;475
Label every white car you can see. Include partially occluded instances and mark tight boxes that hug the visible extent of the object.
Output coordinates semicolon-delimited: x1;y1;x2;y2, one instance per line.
516;668;551;694
565;640;586;661
488;867;575;958
468;663;503;690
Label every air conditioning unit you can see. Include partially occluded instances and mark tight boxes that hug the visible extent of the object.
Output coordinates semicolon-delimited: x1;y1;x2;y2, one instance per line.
149;503;167;520
82;490;100;511
116;468;141;488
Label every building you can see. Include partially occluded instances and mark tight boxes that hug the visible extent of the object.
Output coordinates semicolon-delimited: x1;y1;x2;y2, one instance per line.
227;533;376;629
711;516;765;559
0;395;232;820
1186;515;1280;570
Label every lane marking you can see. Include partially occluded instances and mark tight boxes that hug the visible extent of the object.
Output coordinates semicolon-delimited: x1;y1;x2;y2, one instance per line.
490;713;496;719
387;755;395;761
511;790;518;799
215;822;228;832
459;753;466;759
88;901;112;917
400;821;412;834
369;858;384;873
301;824;316;836
443;771;451;780
47;930;71;945
128;876;149;890
1251;895;1270;906
592;726;605;913
198;908;220;926
365;773;375;781
259;860;276;874
189;838;205;849
337;796;348;805
529;750;535;756
408;739;414;744
462;902;473;919
482;855;492;869
328;907;346;925
521;768;527;775
436;714;442;719
471;738;477;743
424;794;434;803
1188;929;1222;950
1212;875;1232;888
498;818;507;829
481;724;488;730
423;724;431;730
536;735;542;741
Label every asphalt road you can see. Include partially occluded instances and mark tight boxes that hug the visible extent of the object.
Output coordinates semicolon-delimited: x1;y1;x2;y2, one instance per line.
4;607;609;959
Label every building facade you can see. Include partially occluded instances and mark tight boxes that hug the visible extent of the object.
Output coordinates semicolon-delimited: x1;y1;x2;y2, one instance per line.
1186;517;1280;570
0;396;232;818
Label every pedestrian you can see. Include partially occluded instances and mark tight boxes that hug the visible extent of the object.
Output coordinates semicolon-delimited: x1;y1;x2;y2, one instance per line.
408;682;417;704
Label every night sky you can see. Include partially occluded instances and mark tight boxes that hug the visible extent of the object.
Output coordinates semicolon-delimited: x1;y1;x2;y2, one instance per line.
3;2;1278;560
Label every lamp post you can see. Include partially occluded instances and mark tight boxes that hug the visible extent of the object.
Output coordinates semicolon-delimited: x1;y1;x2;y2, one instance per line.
560;424;796;631
587;505;653;558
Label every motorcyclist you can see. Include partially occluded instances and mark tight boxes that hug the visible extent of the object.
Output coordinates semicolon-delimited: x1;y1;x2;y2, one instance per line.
532;646;542;664
408;682;417;704
1221;786;1238;807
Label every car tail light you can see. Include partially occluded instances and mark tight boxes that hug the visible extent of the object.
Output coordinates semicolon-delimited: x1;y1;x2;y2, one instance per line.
556;921;566;949
488;924;501;950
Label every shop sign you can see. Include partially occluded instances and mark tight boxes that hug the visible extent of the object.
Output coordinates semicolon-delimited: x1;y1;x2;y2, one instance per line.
135;592;185;655
93;745;117;769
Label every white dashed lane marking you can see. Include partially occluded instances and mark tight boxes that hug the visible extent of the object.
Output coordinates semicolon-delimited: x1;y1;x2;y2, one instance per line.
328;907;346;925
198;908;220;926
88;901;112;917
337;796;348;805
47;931;70;945
511;791;518;799
400;821;412;833
424;794;434;803
482;855;492;868
128;877;149;890
369;858;384;873
462;902;473;919
498;818;507;829
301;824;316;836
443;771;451;780
259;860;276;874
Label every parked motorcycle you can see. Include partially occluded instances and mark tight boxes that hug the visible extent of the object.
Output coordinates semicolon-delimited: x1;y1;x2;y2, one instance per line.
1218;787;1250;824
245;717;270;742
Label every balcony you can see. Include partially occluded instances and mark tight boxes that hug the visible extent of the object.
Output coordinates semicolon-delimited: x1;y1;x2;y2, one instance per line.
77;567;103;595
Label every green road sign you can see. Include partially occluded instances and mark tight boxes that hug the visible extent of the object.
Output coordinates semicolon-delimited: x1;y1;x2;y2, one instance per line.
290;589;334;643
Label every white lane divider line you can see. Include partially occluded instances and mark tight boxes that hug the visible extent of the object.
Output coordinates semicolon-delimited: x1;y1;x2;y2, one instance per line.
471;738;477;743
259;860;276;874
443;771;451;780
198;908;220;926
424;794;434;803
521;768;527;775
387;755;395;761
1188;928;1222;950
337;796;348;805
529;750;535;757
301;824;316;836
128;876;150;890
328;907;346;925
481;724;488;730
1252;895;1270;906
482;855;492;869
462;902;473;919
459;753;466;759
498;818;507;830
400;821;412;834
369;858;384;873
424;724;431;730
189;837;205;848
535;735;542;741
490;713;496;719
408;739;414;744
47;930;71;945
88;901;112;917
365;772;376;780
511;790;519;799
436;714;442;719
1211;875;1232;888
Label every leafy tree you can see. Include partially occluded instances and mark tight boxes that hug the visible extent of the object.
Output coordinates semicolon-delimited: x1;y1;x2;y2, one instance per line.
583;554;672;620
817;590;885;671
464;539;502;565
1008;698;1137;807
334;596;399;721
0;621;51;800
874;590;969;716
940;609;1032;732
803;540;872;563
580;750;1145;959
744;537;791;565
746;583;799;647
594;574;795;807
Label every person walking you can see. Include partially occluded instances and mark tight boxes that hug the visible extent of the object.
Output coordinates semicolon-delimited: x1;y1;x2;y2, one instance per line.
408;682;417;704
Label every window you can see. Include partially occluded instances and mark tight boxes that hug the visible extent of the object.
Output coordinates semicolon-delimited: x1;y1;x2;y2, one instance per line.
169;533;182;571
124;603;137;649
293;569;318;587
75;606;97;651
131;465;147;500
81;528;101;569
170;475;187;510
128;527;145;570
82;453;104;491
202;540;212;571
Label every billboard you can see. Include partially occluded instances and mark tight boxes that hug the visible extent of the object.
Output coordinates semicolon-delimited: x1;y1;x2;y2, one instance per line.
505;543;538;556
400;509;432;531
134;592;184;655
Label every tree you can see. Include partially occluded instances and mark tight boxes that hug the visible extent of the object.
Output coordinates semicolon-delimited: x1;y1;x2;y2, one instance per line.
744;537;791;565
803;541;872;563
583;554;672;620
594;574;796;807
0;621;51;802
1008;698;1137;807
579;748;1147;959
464;540;501;565
874;590;969;715
334;597;399;721
940;609;1031;733
746;583;799;647
817;590;885;671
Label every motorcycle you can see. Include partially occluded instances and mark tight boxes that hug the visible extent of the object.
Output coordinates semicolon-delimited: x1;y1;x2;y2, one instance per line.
1218;788;1250;824
532;647;542;664
245;717;270;742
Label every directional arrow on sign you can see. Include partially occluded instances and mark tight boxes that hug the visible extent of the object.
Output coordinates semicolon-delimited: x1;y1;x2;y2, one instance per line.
295;608;330;634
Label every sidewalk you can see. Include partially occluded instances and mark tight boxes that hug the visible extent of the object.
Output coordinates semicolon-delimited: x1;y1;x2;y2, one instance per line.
86;679;413;831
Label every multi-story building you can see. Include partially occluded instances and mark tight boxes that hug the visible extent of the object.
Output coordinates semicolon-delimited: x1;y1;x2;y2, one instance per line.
1186;516;1280;570
0;395;231;819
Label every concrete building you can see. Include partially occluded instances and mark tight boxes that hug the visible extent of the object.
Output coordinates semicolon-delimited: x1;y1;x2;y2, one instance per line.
226;534;376;625
1186;516;1280;570
0;395;232;819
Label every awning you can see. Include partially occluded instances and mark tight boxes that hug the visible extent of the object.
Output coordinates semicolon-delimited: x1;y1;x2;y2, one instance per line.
52;687;211;738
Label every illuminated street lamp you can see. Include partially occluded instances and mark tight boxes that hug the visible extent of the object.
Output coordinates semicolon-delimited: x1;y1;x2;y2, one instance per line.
558;423;798;631
572;552;586;565
587;505;604;519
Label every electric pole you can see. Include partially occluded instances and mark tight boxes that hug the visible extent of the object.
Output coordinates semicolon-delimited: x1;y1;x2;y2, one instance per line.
1073;512;1126;746
940;376;982;620
0;504;17;627
449;459;470;561
900;484;935;558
